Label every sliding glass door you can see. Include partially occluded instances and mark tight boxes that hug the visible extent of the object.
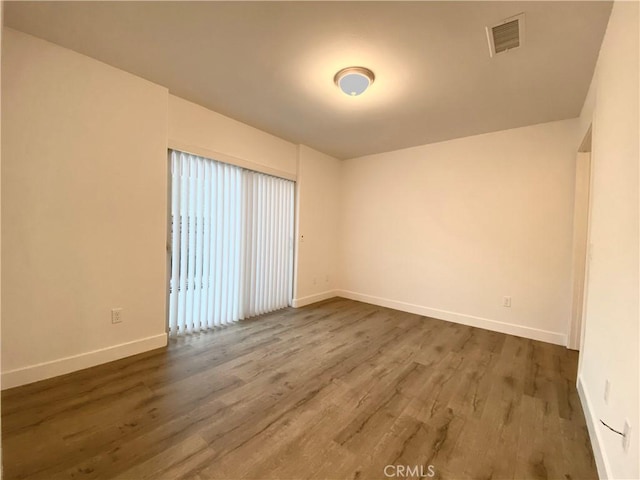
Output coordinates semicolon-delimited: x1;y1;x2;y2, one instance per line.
168;150;294;335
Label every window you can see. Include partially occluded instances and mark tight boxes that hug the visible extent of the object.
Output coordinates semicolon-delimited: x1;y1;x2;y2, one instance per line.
168;150;294;335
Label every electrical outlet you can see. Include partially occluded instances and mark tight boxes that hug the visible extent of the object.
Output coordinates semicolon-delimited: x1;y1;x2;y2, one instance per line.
604;379;611;404
623;419;631;452
111;308;123;324
503;296;511;307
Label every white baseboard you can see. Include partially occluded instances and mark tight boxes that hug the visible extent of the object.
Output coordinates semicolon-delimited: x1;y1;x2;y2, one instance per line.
577;376;610;479
1;333;168;390
292;290;339;308
336;290;567;346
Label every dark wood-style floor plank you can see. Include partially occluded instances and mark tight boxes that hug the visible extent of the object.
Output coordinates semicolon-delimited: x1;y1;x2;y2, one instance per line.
2;298;597;479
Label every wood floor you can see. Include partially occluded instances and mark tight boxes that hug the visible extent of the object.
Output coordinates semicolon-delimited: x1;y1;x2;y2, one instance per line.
2;298;596;480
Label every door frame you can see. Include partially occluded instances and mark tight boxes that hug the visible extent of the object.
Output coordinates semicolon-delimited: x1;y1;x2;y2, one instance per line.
568;125;593;351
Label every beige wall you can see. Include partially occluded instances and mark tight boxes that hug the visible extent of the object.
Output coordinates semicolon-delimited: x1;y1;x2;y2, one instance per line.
168;95;297;180
339;119;580;344
576;2;639;478
1;29;169;387
293;145;341;306
1;3;4;476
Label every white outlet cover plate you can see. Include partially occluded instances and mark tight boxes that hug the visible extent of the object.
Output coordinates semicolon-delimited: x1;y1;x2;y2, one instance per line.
111;308;123;324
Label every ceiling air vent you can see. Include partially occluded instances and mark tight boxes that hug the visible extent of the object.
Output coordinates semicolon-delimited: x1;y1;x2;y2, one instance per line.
486;13;525;57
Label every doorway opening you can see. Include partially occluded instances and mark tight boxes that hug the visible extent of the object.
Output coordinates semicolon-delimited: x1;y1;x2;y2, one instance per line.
568;125;592;350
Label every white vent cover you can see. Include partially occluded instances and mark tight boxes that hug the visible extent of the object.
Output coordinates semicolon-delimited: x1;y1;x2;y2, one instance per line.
486;13;525;57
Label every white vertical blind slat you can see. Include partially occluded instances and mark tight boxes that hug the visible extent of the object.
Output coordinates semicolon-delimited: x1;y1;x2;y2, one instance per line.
220;166;229;324
177;156;189;333
210;162;219;328
261;176;269;313
256;174;265;315
267;177;276;312
193;158;204;333
286;184;294;306
214;163;223;326
202;159;212;330
169;155;180;336
241;172;251;319
274;179;283;308
232;168;242;320
186;156;198;333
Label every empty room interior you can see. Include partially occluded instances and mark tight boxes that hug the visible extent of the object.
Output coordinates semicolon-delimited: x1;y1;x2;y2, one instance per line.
0;1;638;479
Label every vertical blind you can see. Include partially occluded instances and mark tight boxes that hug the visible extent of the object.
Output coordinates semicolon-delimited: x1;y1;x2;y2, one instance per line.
169;150;294;335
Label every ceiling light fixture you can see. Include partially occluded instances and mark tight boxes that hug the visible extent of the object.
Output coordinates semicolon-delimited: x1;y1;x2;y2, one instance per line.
334;67;375;96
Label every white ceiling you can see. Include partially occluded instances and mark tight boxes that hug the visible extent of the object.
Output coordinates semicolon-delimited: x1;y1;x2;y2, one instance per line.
4;1;612;159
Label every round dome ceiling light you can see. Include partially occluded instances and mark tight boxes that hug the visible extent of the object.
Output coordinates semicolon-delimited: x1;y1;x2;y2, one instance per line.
334;67;375;96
